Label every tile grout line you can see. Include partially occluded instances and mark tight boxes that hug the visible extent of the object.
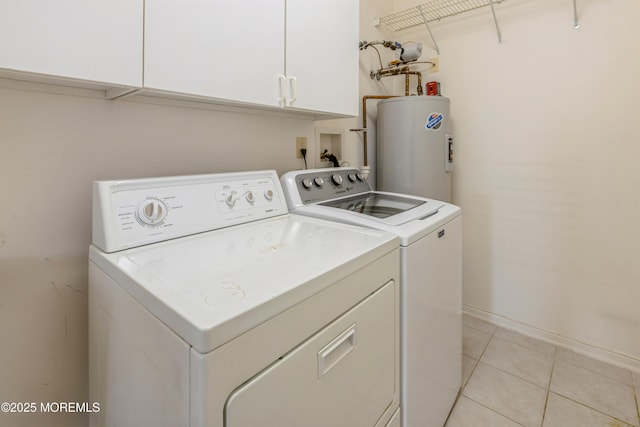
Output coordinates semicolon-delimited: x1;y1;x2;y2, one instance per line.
548;350;639;427
480;333;557;389
635;381;640;427
458;325;534;426
475;333;554;391
475;358;550;392
555;346;635;387
460;326;495;392
463;318;640;426
466;324;498;389
539;345;558;427
462;314;496;334
477;324;497;360
548;391;638;427
461;319;497;390
448;320;496;426
446;322;494;427
460;395;526;427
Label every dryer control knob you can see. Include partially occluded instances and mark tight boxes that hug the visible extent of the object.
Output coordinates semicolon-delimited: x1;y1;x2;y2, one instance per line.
264;189;274;200
302;178;313;189
356;173;364;181
347;173;357;182
137;198;168;226
245;191;255;204
225;193;236;207
331;173;343;185
314;177;324;187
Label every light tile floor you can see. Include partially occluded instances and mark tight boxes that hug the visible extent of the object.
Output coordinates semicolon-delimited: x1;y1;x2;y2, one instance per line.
445;315;640;427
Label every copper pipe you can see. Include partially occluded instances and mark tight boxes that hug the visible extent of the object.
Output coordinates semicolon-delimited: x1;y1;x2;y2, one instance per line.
352;95;397;167
351;69;424;166
405;73;410;96
374;67;423;96
411;71;423;96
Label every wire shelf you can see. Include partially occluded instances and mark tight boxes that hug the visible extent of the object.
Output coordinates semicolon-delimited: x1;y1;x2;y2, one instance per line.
377;0;507;32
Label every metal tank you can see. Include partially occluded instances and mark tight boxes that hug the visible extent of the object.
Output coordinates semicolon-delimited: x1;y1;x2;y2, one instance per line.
376;96;453;202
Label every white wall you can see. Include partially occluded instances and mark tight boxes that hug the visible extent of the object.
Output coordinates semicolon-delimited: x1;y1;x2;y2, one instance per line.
391;0;640;369
0;80;315;426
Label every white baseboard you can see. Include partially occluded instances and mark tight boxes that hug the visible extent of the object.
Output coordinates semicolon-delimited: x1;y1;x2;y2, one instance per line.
463;304;640;375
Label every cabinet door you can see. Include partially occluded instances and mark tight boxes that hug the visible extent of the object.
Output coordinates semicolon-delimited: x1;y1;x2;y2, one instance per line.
0;0;142;87
285;0;359;116
144;0;285;107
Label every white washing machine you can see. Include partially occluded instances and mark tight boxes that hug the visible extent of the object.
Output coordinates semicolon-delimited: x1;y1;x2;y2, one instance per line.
89;170;402;427
281;167;462;427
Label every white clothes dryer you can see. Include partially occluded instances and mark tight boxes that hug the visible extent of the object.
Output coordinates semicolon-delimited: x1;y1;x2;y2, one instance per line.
281;167;462;427
89;170;401;427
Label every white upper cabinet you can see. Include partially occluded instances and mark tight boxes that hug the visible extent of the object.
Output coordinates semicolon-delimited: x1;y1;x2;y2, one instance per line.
0;0;143;87
0;0;358;116
144;0;285;108
144;0;359;117
285;0;359;116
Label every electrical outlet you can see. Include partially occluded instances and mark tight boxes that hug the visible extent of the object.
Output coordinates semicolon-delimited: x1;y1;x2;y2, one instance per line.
430;57;440;73
296;137;307;158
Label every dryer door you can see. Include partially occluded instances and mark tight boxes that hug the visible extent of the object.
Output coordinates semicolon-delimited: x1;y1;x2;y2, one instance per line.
225;281;396;427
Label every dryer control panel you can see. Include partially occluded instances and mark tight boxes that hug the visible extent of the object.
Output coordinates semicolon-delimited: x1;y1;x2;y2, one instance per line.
92;171;287;253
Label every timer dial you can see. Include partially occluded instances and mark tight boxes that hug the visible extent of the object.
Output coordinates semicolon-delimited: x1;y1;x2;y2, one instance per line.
137;198;168;226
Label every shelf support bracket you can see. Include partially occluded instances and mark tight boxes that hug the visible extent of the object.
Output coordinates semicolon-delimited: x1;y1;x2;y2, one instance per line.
418;5;441;55
573;0;580;28
489;0;503;44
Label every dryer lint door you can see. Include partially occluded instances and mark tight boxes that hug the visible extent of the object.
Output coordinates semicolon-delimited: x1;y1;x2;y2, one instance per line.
224;281;396;427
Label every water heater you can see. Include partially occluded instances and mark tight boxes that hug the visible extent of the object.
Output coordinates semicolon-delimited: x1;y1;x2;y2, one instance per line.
376;96;453;202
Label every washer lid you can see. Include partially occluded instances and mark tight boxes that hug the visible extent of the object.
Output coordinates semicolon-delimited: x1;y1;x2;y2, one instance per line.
319;192;439;222
288;198;460;246
90;214;398;354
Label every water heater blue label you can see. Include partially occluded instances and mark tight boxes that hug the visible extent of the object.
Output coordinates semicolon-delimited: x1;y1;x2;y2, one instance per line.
425;112;444;130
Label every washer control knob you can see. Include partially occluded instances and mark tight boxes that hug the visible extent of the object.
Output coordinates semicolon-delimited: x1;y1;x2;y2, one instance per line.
356;172;364;181
137;198;168;226
331;173;343;185
225;193;236;207
302;178;313;189
245;191;255;204
314;177;324;187
264;189;274;200
347;173;357;182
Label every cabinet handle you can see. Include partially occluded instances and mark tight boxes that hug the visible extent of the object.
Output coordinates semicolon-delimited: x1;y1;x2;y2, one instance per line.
317;324;356;379
288;76;297;104
278;75;286;105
